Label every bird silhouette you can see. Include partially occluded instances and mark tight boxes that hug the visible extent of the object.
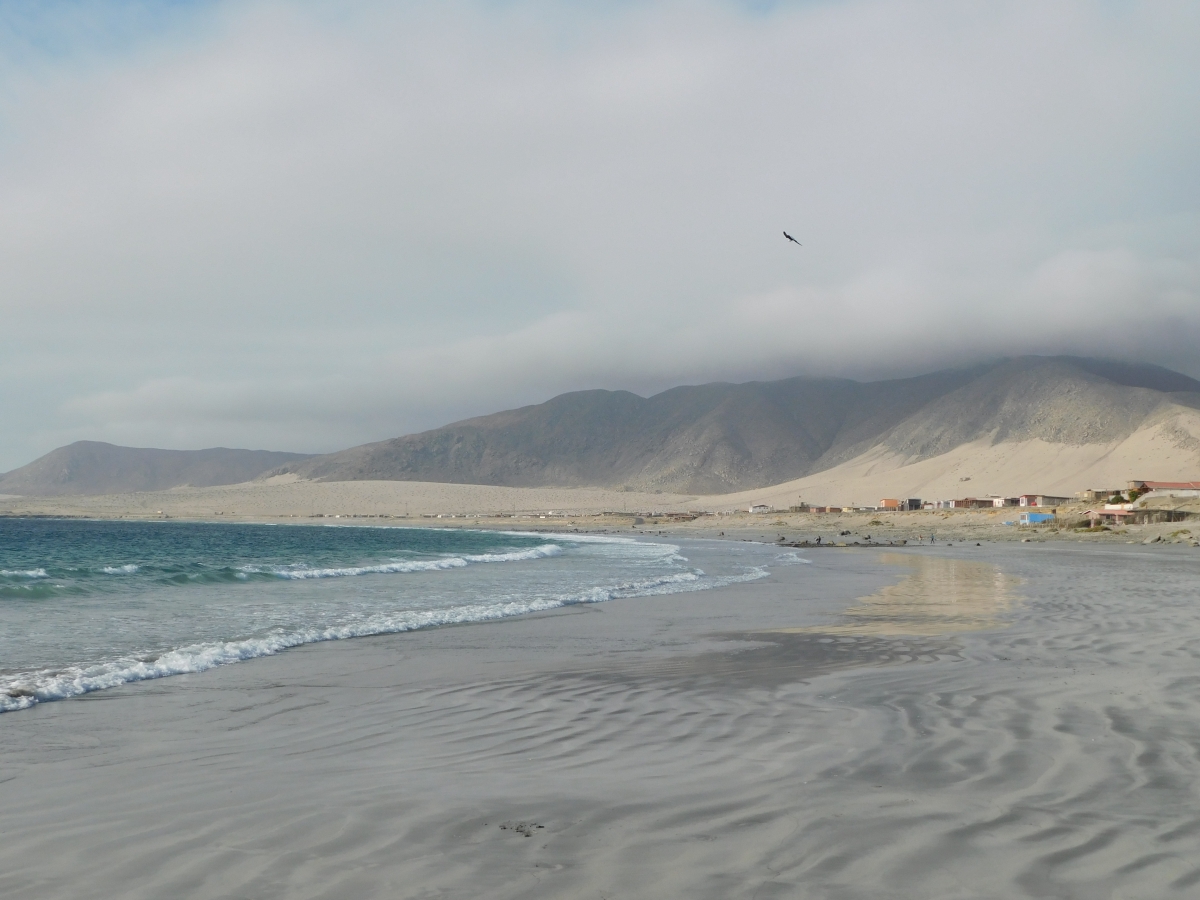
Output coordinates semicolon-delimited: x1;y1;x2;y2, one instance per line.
783;231;802;246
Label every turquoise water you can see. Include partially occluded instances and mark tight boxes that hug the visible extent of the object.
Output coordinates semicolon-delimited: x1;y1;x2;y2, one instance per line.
0;519;772;712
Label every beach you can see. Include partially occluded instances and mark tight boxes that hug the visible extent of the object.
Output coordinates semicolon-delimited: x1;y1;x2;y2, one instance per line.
2;477;1197;550
4;0;1198;896
3;538;1200;898
0;478;702;521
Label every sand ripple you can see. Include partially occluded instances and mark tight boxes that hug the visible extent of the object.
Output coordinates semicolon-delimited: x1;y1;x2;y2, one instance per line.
1;545;1199;898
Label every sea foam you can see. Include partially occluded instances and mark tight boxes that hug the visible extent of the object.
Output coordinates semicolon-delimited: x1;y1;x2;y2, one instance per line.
243;543;563;579
0;564;765;713
1;568;48;578
101;564;140;575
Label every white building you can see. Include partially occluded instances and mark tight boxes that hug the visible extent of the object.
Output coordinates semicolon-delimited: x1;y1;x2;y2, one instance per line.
1019;494;1071;507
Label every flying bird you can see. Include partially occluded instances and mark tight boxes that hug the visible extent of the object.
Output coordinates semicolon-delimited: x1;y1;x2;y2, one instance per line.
783;231;802;246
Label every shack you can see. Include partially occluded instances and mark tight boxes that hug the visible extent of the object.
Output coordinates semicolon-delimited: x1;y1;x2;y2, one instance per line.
1086;508;1135;527
1128;480;1200;497
1019;512;1056;525
1019;495;1071;507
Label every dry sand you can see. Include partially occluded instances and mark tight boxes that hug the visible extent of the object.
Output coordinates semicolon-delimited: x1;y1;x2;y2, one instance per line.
2;476;1196;549
3;541;1200;898
715;407;1200;509
0;477;699;520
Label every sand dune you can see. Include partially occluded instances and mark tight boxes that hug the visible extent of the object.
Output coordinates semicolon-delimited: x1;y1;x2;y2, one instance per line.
697;408;1200;509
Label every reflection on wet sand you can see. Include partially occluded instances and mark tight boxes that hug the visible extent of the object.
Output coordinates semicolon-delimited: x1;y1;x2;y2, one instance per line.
593;553;1015;687
774;552;1021;637
599;631;964;688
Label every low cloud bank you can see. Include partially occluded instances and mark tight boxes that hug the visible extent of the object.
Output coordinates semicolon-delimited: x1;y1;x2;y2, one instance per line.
1;1;1198;468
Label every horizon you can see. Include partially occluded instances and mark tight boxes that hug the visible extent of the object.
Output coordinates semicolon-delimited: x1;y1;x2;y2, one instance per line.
2;2;1199;471
5;352;1199;471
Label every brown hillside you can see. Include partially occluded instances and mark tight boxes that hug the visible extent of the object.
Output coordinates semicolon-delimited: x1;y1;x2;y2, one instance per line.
269;357;1200;494
0;442;312;497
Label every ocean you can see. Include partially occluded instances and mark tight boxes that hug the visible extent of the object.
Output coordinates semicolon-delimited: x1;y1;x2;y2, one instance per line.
7;521;1200;895
0;518;780;712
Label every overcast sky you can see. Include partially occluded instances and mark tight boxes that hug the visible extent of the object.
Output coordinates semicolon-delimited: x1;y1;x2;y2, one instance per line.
2;1;1198;470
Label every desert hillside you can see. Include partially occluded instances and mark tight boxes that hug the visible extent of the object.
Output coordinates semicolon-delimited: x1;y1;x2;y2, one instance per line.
7;357;1198;499
268;357;1200;494
697;407;1200;510
0;442;311;496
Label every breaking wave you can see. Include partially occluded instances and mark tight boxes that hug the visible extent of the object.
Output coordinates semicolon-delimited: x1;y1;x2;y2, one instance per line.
0;565;763;713
1;568;48;579
101;564;140;575
245;544;563;579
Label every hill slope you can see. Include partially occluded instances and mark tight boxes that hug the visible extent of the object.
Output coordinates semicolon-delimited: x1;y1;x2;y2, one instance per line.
0;442;312;497
269;356;1200;494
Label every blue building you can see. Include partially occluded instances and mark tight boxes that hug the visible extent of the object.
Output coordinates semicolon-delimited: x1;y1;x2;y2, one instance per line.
1019;512;1055;525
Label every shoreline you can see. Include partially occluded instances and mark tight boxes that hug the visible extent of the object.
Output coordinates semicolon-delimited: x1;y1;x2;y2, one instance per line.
2;478;1196;547
5;540;1200;897
2;505;1196;547
0;529;777;715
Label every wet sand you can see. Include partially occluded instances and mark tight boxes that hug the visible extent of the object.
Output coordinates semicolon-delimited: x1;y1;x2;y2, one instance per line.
2;542;1200;898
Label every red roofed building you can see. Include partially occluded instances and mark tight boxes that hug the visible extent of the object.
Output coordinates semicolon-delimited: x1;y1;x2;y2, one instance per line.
1087;508;1136;526
1128;480;1200;495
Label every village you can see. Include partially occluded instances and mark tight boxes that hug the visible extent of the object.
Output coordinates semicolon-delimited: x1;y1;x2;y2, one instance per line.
748;480;1200;528
386;479;1198;547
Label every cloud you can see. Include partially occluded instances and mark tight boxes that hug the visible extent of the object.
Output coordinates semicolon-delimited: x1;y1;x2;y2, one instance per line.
1;0;1198;469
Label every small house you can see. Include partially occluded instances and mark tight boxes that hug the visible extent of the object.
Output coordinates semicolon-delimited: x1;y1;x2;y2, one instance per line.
1019;494;1071;507
1019;512;1056;525
1128;480;1200;497
1076;488;1125;502
1087;508;1135;526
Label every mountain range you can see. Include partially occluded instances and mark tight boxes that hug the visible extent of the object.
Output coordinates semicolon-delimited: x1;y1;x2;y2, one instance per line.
266;356;1200;494
0;443;310;497
4;356;1199;497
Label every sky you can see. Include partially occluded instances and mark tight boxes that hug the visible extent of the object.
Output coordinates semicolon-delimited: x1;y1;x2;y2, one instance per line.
2;0;1199;470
